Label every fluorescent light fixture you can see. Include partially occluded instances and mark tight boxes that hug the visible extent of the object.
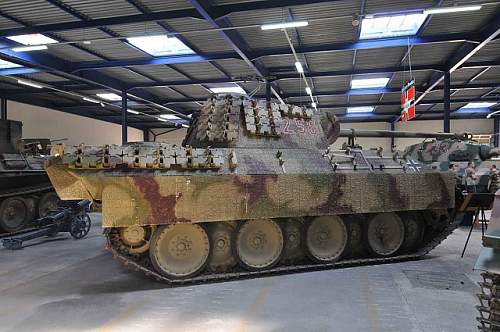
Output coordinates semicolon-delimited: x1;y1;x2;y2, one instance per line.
424;5;482;15
210;86;246;94
96;93;122;101
295;62;304;73
17;79;43;89
181;124;189;128
261;21;309;30
126;35;195;57
160;114;181;120
311;102;317;108
347;106;375;113
157;117;168;122
360;13;428;39
351;77;390;89
305;87;312;95
82;97;100;103
7;34;57;46
0;59;22;69
461;102;496;109
127;109;139;115
11;45;48;52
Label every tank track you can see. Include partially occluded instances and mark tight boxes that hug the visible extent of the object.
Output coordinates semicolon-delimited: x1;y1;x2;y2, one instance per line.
477;272;500;331
104;212;462;286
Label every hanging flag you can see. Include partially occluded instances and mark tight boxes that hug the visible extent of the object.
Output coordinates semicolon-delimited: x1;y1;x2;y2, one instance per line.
401;79;416;122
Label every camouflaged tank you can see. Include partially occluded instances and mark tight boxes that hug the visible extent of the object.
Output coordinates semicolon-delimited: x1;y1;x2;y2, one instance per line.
403;137;500;192
46;96;461;284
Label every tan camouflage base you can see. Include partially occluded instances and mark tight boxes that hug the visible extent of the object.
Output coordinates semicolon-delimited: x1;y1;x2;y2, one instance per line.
46;96;457;281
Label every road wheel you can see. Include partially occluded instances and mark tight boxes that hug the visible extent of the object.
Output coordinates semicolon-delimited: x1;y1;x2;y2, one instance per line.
149;224;210;279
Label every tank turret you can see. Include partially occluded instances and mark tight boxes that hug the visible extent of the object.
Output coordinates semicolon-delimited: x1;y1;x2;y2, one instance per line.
183;95;339;150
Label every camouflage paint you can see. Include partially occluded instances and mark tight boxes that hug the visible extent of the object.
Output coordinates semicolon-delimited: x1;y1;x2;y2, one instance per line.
46;96;455;229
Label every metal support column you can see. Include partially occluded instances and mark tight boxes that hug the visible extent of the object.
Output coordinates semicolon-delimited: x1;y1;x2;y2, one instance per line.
390;121;395;152
0;98;7;120
121;90;128;145
265;81;271;105
143;129;150;142
443;71;451;133
494;116;500;147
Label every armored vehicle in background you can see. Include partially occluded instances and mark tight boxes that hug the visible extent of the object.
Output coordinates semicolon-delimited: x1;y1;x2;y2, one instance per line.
47;96;468;285
403;137;500;192
0;119;59;234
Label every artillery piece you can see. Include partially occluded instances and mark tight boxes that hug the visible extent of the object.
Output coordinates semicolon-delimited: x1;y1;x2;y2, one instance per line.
46;96;481;285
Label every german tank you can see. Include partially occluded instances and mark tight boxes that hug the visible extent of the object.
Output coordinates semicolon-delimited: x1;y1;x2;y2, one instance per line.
46;96;465;285
0;119;59;234
402;136;500;192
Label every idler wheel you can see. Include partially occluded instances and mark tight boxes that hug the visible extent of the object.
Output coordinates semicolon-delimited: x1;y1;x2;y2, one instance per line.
119;225;155;255
304;216;348;263
207;222;237;272
37;192;60;218
280;219;305;264
234;219;284;271
366;213;405;257
149;224;210;279
400;213;424;252
0;197;30;233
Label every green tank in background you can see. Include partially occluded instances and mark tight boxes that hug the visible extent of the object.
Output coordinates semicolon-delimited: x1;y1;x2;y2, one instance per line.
0;119;60;235
46;95;478;285
402;136;500;193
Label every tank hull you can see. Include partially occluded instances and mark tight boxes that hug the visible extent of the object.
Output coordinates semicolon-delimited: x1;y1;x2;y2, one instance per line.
45;96;460;284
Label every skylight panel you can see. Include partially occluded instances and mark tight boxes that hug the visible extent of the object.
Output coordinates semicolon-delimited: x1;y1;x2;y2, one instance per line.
96;93;122;101
360;13;428;39
461;102;496;109
347;106;375;113
210;86;246;94
126;35;195;57
0;59;22;69
351;78;390;89
7;34;57;45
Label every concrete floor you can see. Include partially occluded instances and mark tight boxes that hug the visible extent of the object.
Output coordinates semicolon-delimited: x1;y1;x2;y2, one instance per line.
0;213;484;332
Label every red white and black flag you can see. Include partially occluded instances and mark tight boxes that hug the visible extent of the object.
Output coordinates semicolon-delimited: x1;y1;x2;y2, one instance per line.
401;80;415;122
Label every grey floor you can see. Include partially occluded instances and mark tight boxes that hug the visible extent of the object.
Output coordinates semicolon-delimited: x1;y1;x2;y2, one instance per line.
0;213;484;332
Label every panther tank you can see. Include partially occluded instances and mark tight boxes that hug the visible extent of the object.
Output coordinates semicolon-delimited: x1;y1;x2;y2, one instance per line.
0;119;59;234
403;137;500;192
46;96;464;285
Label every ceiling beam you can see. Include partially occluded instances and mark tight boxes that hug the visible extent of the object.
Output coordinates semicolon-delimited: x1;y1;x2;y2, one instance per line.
416;10;500;105
69;33;473;71
0;0;343;37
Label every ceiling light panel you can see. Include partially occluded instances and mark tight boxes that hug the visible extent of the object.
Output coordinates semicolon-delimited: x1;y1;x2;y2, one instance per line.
351;77;390;89
7;34;57;46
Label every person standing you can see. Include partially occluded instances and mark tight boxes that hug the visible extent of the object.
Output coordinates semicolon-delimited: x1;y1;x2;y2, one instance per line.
489;164;500;193
465;161;478;192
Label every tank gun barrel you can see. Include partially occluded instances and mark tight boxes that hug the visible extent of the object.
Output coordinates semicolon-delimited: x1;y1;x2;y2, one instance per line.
339;129;471;140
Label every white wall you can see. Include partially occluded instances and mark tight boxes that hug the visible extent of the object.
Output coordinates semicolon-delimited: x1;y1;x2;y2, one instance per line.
6;101;144;145
152;128;187;144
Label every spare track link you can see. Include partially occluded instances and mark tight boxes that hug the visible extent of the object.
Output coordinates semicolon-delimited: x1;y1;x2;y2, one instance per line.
477;272;500;331
105;214;462;286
